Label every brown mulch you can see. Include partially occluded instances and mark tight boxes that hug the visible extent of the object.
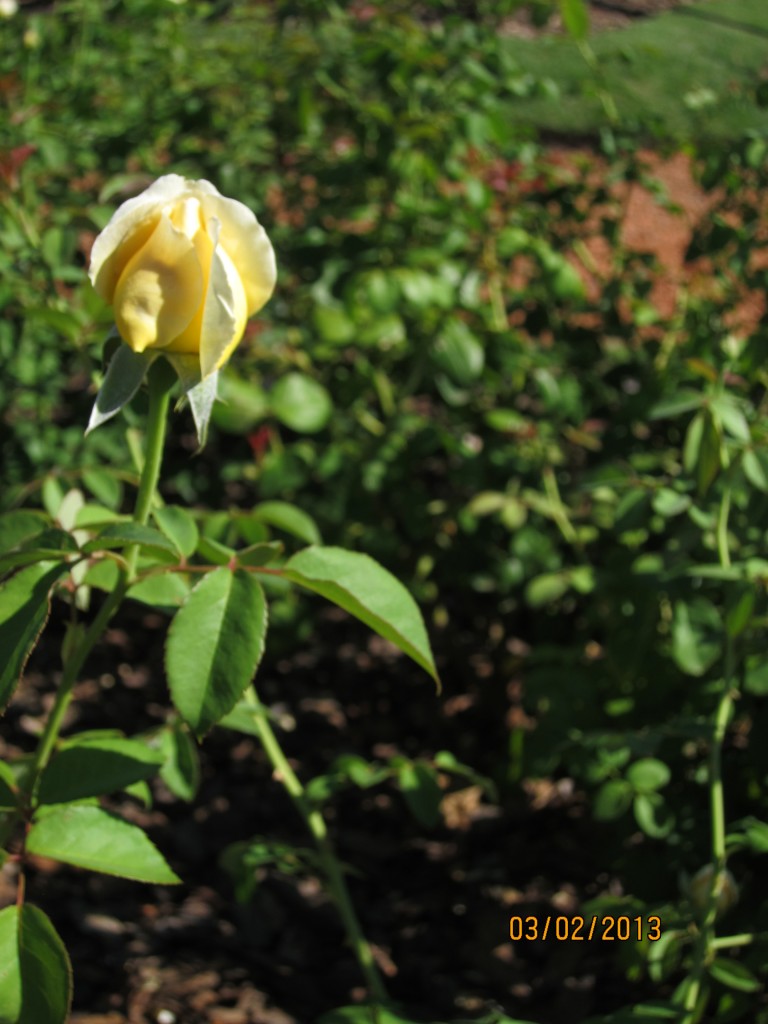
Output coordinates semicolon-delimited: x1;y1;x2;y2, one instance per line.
3;602;628;1024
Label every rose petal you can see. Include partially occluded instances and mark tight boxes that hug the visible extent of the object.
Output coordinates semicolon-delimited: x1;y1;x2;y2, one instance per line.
90;174;190;303
197;185;277;316
199;230;248;380
162;200;216;354
113;213;203;353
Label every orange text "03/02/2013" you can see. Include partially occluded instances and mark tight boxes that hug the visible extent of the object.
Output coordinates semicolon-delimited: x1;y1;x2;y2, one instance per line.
509;914;662;943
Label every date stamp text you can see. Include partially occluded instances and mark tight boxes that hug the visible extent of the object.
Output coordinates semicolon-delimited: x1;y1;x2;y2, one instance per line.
509;914;662;942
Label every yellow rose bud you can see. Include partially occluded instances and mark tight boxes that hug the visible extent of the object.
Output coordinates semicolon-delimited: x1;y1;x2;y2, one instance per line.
89;175;276;380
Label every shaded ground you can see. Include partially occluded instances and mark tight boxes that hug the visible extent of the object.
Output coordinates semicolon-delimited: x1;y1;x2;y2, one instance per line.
4;602;647;1024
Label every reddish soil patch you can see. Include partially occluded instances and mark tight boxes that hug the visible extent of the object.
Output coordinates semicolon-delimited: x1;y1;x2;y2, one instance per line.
617;151;765;331
546;147;766;334
619;151;716;318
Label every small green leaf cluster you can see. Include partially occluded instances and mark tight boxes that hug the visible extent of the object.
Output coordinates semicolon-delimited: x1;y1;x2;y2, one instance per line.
301;749;496;829
318;1008;535;1024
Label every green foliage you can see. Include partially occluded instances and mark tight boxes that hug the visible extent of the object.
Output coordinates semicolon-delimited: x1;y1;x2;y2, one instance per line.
499;0;768;140
2;0;768;1021
152;717;201;803
270;372;333;434
318;1010;537;1024
37;733;164;805
166;567;268;737
299;748;495;827
0;475;438;1017
283;546;439;683
26;805;181;884
0;905;72;1024
220;836;321;905
0;563;69;710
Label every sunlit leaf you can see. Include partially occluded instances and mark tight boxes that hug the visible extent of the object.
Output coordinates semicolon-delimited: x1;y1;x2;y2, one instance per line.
283;547;438;684
270;373;332;433
27;805;180;884
166;568;268;737
0;904;72;1024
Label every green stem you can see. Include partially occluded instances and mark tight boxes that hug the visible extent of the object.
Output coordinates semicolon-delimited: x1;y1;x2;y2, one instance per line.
576;39;619;125
715;487;731;570
682;486;736;1021
26;359;175;800
709;675;732;875
26;580;128;799
126;359;176;578
712;933;754;950
684;680;734;1017
542;466;580;548
243;687;388;1013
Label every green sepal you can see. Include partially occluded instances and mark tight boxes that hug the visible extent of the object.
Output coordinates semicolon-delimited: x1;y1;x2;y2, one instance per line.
166;354;218;449
86;340;154;434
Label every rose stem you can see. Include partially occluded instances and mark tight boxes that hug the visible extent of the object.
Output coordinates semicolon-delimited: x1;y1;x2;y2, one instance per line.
243;685;389;1016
